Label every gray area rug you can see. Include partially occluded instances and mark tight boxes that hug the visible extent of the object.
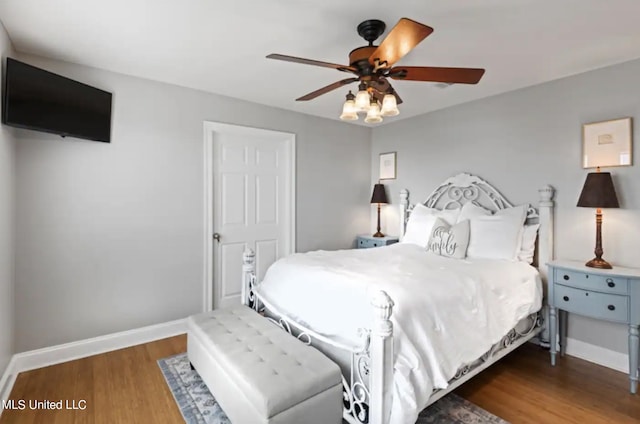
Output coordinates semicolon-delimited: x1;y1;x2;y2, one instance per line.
158;353;509;424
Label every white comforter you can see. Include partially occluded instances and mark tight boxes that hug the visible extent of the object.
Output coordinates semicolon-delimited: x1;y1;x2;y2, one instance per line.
256;243;542;424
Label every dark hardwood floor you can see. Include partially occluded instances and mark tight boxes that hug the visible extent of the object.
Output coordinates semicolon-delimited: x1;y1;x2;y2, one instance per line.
1;336;638;423
456;344;640;423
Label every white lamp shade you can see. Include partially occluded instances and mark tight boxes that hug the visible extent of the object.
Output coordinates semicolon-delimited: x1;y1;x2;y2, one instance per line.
380;94;399;116
340;99;358;121
364;102;383;124
355;89;370;112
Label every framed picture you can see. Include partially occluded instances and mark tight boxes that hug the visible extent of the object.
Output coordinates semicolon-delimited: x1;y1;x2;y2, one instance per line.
379;152;396;180
583;117;632;168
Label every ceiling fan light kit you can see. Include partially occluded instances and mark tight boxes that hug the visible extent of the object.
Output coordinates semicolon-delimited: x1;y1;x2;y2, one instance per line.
339;91;358;121
364;100;383;124
380;93;399;116
355;82;370;112
267;17;485;124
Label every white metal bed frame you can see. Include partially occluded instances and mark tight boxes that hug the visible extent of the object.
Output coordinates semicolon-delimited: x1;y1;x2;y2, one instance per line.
241;173;555;424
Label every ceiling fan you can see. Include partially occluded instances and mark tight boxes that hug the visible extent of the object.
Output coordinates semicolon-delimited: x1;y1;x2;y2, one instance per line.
267;18;485;123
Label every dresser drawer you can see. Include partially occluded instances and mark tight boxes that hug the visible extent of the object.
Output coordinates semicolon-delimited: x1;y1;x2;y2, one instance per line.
356;236;398;249
554;269;628;295
358;238;383;248
554;284;629;323
358;238;374;248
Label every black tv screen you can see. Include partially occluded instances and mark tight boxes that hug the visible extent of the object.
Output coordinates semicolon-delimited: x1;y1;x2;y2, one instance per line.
2;58;112;142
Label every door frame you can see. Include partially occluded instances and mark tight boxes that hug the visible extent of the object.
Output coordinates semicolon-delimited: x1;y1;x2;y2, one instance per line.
203;121;296;312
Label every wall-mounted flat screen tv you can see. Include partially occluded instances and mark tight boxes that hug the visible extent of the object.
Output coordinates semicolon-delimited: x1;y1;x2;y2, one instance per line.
2;58;112;142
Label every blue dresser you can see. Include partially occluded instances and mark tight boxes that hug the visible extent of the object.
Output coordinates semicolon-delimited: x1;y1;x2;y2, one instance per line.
548;260;640;394
356;235;399;249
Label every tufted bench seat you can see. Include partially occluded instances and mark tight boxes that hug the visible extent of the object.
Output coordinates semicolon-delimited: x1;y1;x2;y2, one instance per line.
187;306;343;424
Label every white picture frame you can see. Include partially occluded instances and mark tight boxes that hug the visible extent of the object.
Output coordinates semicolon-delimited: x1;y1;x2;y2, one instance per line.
379;152;397;180
583;117;633;168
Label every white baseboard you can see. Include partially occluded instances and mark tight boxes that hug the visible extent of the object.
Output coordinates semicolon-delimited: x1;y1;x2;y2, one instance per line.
0;356;18;404
1;321;629;405
565;337;629;374
0;318;186;404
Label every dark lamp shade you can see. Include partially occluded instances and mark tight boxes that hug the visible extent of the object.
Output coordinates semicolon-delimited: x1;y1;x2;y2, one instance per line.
577;172;619;208
370;184;388;204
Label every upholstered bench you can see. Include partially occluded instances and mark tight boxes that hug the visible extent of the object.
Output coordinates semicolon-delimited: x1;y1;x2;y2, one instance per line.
187;306;343;424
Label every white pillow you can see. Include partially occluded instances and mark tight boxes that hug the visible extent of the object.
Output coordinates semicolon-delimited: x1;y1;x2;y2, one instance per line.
457;202;492;222
466;205;527;260
402;204;461;248
402;204;439;247
426;218;470;259
435;207;461;226
518;224;540;264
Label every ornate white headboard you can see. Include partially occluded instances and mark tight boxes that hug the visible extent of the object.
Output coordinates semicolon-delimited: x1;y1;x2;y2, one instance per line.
399;173;555;277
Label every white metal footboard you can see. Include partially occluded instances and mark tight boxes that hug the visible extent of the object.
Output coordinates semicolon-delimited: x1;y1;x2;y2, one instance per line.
242;248;394;424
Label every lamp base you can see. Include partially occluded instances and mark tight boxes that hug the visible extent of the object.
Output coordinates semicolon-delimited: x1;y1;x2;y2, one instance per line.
585;257;612;269
372;231;385;238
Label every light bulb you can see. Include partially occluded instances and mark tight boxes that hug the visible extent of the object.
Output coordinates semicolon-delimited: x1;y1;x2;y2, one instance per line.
364;101;382;124
340;99;358;121
355;82;370;112
339;91;358;121
380;93;399;117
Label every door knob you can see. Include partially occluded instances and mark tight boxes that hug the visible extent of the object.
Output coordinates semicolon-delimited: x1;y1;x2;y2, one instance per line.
213;233;221;243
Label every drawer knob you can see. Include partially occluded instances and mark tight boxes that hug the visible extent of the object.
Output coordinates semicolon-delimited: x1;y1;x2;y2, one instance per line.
563;274;570;281
606;278;615;288
563;296;569;301
608;305;615;311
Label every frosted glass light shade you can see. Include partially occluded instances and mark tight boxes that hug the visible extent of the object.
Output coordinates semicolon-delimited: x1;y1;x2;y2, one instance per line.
364;102;382;124
380;94;399;116
340;99;358;120
355;89;370;112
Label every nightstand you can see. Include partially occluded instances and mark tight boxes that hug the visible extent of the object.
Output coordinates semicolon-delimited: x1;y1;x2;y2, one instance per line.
356;235;399;249
548;260;640;394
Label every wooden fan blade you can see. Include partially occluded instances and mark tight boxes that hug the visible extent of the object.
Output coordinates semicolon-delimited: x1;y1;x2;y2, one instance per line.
370;79;403;105
389;66;485;84
296;78;359;101
368;18;434;67
267;54;357;73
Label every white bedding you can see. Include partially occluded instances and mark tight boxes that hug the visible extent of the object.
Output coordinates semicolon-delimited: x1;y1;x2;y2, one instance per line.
256;243;542;424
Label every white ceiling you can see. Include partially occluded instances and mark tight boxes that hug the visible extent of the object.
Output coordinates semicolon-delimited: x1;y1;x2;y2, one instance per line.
2;0;640;125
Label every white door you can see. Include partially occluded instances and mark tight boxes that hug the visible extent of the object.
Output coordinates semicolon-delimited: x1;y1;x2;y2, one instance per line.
205;122;295;310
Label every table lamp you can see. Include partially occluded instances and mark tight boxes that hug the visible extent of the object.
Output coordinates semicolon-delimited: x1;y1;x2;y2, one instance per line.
370;183;388;238
577;170;619;269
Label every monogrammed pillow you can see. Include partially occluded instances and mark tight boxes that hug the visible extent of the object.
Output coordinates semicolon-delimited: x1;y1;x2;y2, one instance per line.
426;217;470;259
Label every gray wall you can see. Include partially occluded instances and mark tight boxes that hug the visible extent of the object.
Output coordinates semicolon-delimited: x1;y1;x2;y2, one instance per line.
0;21;15;375
371;59;640;354
14;54;371;352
